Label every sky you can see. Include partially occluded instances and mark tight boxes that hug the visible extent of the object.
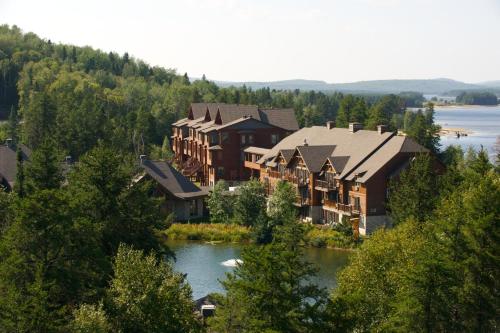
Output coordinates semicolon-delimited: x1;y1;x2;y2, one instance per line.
1;0;499;83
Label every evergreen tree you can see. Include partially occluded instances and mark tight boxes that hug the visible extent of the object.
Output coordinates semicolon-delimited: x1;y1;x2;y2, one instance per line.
25;138;63;193
7;106;18;142
13;148;25;198
336;95;356;128
387;154;439;225
210;218;327;333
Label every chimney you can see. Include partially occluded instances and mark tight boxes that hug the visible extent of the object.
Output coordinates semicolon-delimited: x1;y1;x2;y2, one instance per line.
377;125;388;134
326;120;335;129
349;122;363;133
5;138;13;147
139;154;147;164
303;139;308;146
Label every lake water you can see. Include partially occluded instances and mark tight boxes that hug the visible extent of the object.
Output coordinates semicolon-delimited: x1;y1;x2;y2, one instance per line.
434;105;500;158
165;240;351;300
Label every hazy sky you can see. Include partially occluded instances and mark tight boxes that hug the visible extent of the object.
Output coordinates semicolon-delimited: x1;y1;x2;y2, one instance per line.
1;0;499;83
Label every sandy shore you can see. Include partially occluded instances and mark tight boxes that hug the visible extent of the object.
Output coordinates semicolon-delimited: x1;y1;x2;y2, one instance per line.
439;127;473;137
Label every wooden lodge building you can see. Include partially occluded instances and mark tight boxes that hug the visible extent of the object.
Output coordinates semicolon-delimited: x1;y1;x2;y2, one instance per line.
171;103;299;186
244;122;435;235
136;158;208;221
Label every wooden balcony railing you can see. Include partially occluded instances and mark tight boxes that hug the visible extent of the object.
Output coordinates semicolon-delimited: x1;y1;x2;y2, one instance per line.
285;174;308;186
323;200;359;215
268;170;281;178
295;195;311;206
315;179;336;191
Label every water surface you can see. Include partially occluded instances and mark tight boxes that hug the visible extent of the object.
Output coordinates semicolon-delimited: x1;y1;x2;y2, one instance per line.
166;240;351;300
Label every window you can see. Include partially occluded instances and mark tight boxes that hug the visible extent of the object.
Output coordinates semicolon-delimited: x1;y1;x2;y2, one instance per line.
217;167;225;177
351;196;361;211
210;133;219;145
221;132;229;143
189;200;198;216
271;134;279;144
241;135;246;145
248;134;254;144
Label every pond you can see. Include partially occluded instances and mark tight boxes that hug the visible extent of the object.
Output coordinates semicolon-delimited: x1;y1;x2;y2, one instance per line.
165;240;352;300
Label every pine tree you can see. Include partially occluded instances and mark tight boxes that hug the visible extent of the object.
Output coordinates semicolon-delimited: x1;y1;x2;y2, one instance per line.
7;106;18;142
387;154;439;225
25;139;63;193
13;148;25;197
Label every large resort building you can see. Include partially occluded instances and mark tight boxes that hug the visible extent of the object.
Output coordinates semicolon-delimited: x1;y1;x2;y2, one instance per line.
244;121;435;235
171;103;299;185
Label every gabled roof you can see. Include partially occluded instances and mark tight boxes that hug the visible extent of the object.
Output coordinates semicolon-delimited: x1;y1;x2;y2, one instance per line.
0;143;31;190
259;109;299;131
295;145;336;172
140;160;208;199
278;149;295;164
257;126;396;179
243;146;270;155
346;136;428;183
185;103;299;131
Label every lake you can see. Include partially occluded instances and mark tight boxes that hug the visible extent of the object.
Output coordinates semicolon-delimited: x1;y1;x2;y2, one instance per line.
434;105;500;157
165;240;351;300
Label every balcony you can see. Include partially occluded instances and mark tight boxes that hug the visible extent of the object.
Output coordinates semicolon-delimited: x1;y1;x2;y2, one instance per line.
323;200;359;215
315;179;336;191
285;174;308;187
268;170;281;178
294;195;311;207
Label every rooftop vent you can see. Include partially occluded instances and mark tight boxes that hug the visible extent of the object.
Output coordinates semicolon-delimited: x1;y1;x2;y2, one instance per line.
65;155;72;164
349;122;363;133
326;120;335;130
139;154;147;164
303;138;308;146
377;125;388;134
5;138;13;147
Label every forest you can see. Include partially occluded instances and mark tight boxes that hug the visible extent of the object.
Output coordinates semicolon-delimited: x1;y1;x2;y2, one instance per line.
0;24;498;332
456;91;499;105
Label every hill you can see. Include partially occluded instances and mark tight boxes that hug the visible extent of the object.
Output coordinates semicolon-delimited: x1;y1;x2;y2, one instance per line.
216;78;494;95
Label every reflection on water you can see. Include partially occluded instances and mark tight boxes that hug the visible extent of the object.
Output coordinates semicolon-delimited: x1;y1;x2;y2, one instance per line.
434;106;500;157
166;240;351;300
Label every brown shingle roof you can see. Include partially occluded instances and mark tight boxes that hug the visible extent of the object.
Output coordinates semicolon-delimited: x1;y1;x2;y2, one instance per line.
140;160;208;199
296;145;336;172
259;109;299;131
347;136;428;182
0;143;31;190
187;103;298;131
257;126;396;179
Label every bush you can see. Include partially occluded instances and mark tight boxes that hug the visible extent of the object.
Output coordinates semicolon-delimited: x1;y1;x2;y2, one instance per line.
304;226;356;249
163;223;251;243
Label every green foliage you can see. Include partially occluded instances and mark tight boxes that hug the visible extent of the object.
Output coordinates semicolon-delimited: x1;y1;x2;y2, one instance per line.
206;180;234;223
71;303;111;333
25;138;63;193
210;218;327;333
456;91;498;105
106;245;201;333
163;223;251;243
365;94;403;130
387;154;440;225
405;103;441;153
234;179;267;227
13;148;25;197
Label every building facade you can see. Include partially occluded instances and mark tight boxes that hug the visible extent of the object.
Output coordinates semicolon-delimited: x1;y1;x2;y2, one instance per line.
245;122;438;235
171;103;298;186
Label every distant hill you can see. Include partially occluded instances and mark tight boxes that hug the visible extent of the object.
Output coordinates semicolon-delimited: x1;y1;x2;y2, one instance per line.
216;78;498;95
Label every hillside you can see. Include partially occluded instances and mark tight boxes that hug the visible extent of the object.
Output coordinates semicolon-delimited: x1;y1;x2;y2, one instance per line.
217;78;495;94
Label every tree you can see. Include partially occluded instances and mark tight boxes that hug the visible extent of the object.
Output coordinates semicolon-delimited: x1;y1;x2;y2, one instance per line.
210;219;327;333
206;180;233;223
0;189;103;331
406;108;440;153
234;179;267;227
13;148;25;197
267;180;296;225
7;106;18;142
387;154;439;225
336;95;356;128
95;244;201;333
366;95;402;130
71;303;111;333
67;144;166;257
25;138;63;193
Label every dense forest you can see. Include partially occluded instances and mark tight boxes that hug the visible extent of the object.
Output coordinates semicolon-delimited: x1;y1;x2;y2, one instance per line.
1;25;498;332
0;25;434;160
456;91;499;105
